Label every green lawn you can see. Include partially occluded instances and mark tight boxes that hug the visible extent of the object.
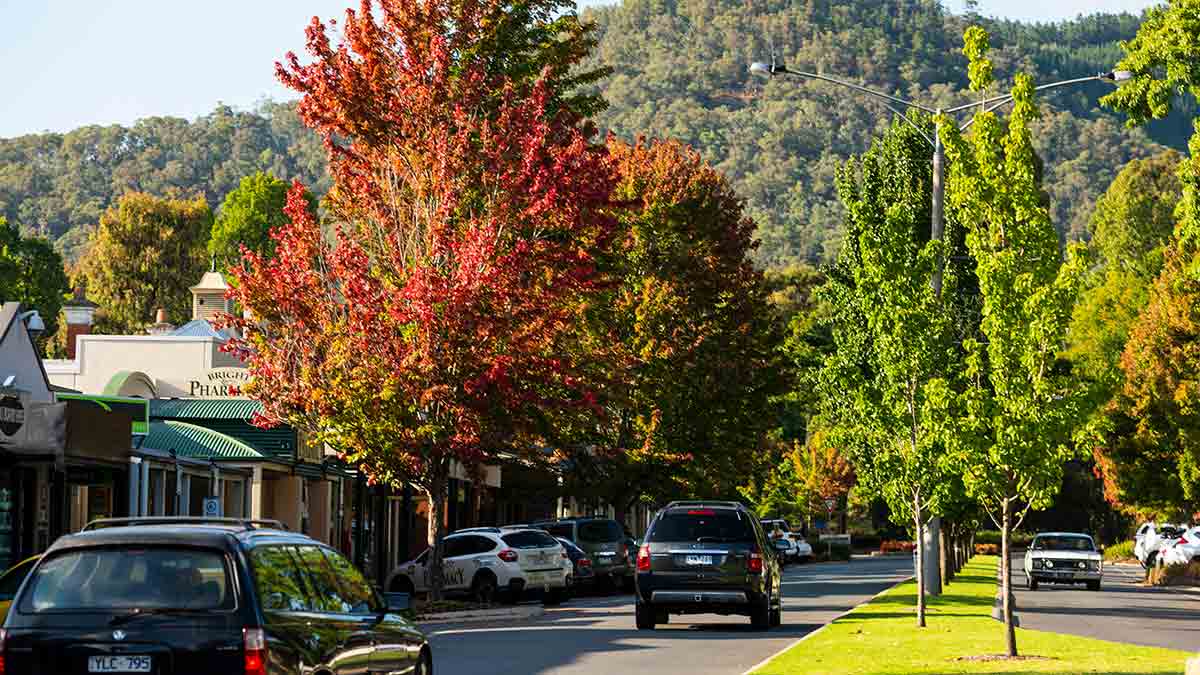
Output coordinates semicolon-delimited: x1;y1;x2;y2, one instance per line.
753;556;1192;675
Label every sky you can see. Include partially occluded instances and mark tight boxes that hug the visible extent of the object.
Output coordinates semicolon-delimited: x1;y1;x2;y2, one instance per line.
0;0;1162;139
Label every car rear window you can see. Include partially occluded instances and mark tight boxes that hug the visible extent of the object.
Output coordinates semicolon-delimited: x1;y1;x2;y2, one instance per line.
648;510;755;543
541;524;575;540
578;521;623;543
21;547;232;612
502;531;559;549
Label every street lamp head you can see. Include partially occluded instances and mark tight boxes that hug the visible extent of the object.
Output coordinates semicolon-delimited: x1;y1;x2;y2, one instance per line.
749;62;775;78
1102;70;1134;83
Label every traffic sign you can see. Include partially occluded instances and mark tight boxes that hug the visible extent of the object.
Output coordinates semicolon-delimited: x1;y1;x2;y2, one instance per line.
824;498;836;512
203;497;222;518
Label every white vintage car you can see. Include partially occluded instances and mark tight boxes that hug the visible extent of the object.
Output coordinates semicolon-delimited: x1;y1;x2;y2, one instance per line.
1023;532;1103;591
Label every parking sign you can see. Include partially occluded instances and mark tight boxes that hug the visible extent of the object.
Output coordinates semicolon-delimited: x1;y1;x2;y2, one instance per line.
203;497;222;518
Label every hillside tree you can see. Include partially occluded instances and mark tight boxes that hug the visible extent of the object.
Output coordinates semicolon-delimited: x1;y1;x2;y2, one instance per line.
209;171;317;265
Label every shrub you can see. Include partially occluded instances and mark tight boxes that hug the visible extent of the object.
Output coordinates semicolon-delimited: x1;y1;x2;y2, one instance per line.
880;540;916;553
974;543;1000;555
1146;561;1200;587
1103;540;1136;563
975;530;1034;548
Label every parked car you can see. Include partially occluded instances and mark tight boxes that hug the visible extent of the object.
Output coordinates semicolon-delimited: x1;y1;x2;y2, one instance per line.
1157;526;1200;567
557;537;595;589
0;555;40;623
0;516;431;675
771;537;795;563
533;517;633;590
1023;531;1103;591
761;518;811;562
635;501;783;630
1135;522;1187;568
386;526;570;605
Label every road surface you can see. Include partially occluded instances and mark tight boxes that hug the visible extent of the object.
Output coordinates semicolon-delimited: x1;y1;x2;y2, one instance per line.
425;555;912;675
1012;556;1199;652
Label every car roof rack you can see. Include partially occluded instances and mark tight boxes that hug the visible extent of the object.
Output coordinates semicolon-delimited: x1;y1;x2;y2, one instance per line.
83;517;289;532
663;500;744;510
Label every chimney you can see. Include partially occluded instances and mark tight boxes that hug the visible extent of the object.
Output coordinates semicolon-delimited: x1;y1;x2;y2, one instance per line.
147;307;176;336
62;287;98;360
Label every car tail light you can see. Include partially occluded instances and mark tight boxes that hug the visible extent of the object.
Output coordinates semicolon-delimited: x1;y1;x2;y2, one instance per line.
1179;538;1189;546
243;627;267;675
498;549;519;563
748;552;764;574
637;544;651;571
579;557;592;567
0;628;7;675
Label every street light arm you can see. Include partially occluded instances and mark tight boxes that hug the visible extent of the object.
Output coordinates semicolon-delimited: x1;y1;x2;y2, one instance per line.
944;74;1111;114
773;65;938;115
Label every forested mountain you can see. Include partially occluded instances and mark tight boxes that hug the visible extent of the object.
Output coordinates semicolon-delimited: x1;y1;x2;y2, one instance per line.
0;0;1193;267
0;102;329;262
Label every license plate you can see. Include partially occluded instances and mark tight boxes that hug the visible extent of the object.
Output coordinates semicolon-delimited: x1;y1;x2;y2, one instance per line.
685;555;712;566
88;656;152;673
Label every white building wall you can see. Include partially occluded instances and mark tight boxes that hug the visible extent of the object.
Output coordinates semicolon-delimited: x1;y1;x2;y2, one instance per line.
43;335;224;397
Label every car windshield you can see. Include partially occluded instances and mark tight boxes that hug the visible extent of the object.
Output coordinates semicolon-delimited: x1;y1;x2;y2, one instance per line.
20;547;233;612
1033;536;1094;552
648;510;755;543
557;538;584;555
578;521;623;543
501;531;558;549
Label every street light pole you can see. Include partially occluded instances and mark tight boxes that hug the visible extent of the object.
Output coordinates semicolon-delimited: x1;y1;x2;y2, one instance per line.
750;61;1130;596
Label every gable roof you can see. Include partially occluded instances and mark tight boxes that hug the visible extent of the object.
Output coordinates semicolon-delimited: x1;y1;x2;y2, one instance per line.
1;301;53;397
168;319;232;340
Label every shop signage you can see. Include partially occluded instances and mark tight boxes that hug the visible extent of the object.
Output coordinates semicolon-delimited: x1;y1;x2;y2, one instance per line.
0;395;24;436
188;368;251;398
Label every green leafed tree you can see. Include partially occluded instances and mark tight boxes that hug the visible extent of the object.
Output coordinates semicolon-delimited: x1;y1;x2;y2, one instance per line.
0;217;69;354
209;171;317;266
939;28;1088;657
79;193;212;334
818;112;970;628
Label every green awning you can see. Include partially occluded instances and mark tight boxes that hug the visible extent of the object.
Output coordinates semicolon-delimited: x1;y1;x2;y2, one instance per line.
150;398;263;420
143;420;265;460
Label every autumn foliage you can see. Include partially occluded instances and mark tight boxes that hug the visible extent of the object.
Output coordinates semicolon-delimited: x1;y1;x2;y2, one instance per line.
223;0;616;596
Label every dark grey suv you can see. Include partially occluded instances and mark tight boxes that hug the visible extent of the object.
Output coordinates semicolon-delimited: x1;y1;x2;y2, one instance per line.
634;501;782;630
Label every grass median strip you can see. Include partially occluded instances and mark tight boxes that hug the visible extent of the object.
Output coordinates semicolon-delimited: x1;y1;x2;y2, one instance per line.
753;555;1191;675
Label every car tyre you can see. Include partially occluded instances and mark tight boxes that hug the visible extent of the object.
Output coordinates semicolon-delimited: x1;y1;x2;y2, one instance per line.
544;585;568;607
1086;580;1100;592
472;572;498;605
1027;576;1038;591
770;603;782;627
414;648;433;675
751;592;771;631
635;603;657;630
390;575;415;596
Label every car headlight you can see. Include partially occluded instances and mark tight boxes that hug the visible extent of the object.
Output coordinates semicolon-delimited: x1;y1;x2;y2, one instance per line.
1077;561;1087;570
1044;560;1053;569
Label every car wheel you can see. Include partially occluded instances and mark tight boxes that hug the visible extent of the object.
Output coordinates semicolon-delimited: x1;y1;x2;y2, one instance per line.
472;573;498;605
413;648;432;675
1086;580;1101;592
770;602;782;627
635;603;656;630
751;591;771;631
1146;551;1157;568
390;576;415;595
1027;576;1038;591
544;586;567;607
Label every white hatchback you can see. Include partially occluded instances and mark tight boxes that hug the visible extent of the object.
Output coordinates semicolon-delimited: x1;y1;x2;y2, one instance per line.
386;527;570;605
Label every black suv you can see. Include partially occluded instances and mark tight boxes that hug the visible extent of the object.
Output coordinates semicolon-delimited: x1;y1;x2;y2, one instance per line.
634;501;782;630
0;517;431;675
533;517;633;589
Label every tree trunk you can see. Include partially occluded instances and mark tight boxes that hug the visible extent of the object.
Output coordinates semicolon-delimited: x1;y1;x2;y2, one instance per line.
1002;500;1018;657
426;465;449;601
913;493;926;628
939;523;951;585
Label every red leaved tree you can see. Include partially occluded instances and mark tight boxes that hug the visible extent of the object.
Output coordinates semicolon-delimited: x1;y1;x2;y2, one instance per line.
223;0;616;598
